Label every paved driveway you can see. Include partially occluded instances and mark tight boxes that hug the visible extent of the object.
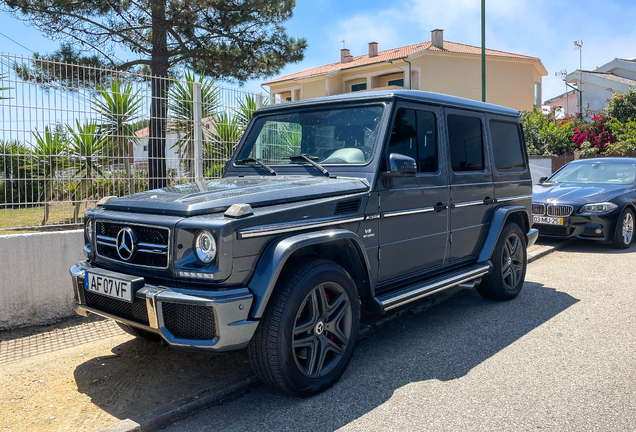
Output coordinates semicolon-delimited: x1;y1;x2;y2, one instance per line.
165;240;636;431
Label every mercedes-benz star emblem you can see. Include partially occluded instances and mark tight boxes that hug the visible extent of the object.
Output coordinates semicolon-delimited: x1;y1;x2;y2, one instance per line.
116;227;136;261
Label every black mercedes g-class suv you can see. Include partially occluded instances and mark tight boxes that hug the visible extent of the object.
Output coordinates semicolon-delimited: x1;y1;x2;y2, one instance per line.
70;90;537;396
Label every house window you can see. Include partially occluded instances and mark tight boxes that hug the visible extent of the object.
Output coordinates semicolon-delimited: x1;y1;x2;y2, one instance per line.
351;83;367;92
388;78;404;87
143;145;148;152
285;97;292;102
535;82;541;107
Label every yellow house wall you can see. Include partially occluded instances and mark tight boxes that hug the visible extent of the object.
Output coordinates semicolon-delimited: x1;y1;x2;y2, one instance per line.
411;53;537;111
302;80;326;99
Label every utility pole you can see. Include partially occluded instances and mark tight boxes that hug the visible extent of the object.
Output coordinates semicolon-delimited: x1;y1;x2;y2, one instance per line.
481;0;486;102
574;40;583;116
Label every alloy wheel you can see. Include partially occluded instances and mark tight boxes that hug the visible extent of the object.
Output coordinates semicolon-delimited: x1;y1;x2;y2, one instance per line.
292;282;352;378
622;212;634;245
502;233;524;290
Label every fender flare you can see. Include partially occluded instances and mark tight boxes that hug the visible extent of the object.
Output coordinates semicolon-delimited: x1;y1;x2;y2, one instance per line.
247;229;372;319
478;206;533;263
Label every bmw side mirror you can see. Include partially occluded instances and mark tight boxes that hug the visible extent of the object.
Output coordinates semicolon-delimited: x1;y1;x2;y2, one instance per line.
382;153;417;178
539;176;548;184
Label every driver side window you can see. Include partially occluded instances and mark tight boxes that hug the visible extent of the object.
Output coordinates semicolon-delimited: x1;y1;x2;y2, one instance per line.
388;107;438;173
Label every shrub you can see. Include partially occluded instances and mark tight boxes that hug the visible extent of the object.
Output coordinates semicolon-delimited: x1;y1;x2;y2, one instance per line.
606;88;636;124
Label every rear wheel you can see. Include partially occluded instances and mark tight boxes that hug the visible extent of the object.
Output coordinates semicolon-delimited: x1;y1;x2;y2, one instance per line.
247;258;360;396
477;222;527;300
116;322;163;342
612;208;634;249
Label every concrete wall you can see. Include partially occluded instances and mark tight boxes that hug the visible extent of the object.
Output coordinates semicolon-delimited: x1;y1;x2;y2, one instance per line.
529;156;553;185
0;229;84;330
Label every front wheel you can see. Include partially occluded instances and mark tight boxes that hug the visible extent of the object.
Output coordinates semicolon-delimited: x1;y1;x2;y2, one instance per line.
612;208;634;249
247;258;360;396
477;222;527;300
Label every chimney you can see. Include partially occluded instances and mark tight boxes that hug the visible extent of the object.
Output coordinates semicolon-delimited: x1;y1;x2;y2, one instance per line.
368;42;378;57
431;29;444;49
341;48;351;63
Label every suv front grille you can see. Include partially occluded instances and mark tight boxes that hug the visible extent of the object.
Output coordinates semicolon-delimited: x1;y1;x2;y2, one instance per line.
532;203;546;215
95;221;170;268
547;204;573;217
162;302;216;340
85;290;149;325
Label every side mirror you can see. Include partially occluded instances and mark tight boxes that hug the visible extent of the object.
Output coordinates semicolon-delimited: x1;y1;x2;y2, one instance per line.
382;153;417;178
539;176;548;184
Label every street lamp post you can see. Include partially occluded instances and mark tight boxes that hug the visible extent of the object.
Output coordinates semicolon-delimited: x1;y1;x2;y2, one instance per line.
481;0;486;102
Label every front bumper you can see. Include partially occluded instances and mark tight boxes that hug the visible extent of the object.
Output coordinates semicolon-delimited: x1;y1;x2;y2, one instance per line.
533;212;618;241
70;261;258;352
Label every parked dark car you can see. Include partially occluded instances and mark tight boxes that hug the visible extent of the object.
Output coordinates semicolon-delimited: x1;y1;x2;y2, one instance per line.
532;158;636;248
70;90;537;396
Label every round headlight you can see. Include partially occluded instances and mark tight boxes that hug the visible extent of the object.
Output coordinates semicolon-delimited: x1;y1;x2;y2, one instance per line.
195;230;216;263
85;218;93;242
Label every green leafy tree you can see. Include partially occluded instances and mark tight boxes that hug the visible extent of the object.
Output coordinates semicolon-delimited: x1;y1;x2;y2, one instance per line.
0;140;35;205
28;126;68;225
3;0;307;189
609;118;636;155
167;72;220;174
67;121;104;222
92;81;143;194
606;88;636;124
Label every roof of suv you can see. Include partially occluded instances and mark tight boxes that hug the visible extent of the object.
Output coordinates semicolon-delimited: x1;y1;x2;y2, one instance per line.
259;90;520;117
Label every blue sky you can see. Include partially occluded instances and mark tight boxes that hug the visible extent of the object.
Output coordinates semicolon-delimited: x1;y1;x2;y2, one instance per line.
1;0;635;102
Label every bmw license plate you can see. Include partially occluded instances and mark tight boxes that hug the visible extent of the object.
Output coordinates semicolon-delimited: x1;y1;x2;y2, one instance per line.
533;215;564;225
85;272;135;302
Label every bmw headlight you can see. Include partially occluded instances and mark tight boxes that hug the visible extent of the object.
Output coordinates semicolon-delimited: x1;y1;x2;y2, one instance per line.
579;202;618;214
195;230;217;263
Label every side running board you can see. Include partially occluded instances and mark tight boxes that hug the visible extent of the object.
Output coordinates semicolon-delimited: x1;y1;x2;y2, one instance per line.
375;263;492;312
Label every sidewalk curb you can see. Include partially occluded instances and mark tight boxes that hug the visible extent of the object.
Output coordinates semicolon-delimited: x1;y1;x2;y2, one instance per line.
528;240;573;264
100;240;569;432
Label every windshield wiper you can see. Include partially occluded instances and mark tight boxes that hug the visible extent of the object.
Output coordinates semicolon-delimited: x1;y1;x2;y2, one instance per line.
284;154;331;177
236;158;277;176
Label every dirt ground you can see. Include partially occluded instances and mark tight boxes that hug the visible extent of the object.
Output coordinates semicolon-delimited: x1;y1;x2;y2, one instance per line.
0;316;251;431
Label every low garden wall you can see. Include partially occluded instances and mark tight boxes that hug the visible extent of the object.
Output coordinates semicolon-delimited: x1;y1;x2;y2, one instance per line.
0;229;84;330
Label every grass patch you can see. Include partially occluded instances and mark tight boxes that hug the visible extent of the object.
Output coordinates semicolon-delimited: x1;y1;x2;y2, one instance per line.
0;202;93;232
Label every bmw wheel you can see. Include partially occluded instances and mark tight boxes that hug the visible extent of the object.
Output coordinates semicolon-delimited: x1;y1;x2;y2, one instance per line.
612;207;634;249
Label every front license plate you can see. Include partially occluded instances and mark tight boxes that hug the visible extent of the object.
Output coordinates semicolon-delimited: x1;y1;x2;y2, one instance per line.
85;272;134;302
533;215;564;225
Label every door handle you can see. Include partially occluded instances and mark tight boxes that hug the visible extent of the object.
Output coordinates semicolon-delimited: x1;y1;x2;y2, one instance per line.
483;197;495;205
434;202;447;212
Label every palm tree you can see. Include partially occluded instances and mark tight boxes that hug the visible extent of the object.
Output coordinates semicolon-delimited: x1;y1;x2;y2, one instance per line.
67;121;104;222
29;126;68;225
203;111;242;177
167;72;220;174
234;94;268;130
92;80;143;194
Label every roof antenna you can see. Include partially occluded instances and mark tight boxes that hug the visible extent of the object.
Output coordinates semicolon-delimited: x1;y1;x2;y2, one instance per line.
341;40;346;49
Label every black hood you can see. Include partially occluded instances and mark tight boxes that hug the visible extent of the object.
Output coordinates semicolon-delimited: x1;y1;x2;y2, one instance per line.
533;183;632;204
103;176;369;216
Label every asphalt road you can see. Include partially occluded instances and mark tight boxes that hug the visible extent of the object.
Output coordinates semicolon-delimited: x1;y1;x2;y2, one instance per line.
165;240;636;432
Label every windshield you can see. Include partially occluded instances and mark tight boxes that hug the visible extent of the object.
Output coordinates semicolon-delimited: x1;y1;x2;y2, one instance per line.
236;105;384;165
549;162;636;185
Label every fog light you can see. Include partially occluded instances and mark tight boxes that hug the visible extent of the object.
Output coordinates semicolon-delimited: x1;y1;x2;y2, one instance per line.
176;271;214;279
595;228;603;234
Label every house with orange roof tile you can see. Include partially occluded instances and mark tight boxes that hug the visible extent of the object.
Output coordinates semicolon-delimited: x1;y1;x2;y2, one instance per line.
264;30;547;112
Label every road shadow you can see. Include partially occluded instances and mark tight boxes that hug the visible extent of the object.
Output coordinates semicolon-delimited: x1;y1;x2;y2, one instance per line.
558;238;636;255
73;337;252;421
164;281;579;432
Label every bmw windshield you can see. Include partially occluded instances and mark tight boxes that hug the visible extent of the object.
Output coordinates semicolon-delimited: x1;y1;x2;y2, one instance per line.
236;105;384;166
548;162;636;185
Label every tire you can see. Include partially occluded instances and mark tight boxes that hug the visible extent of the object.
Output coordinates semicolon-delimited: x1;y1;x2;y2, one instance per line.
247;258;360;397
477;222;527;301
116;322;163;342
612;207;634;249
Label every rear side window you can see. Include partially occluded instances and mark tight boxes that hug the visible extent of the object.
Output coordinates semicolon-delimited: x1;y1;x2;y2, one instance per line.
490;120;526;171
388;108;438;173
447;114;484;172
